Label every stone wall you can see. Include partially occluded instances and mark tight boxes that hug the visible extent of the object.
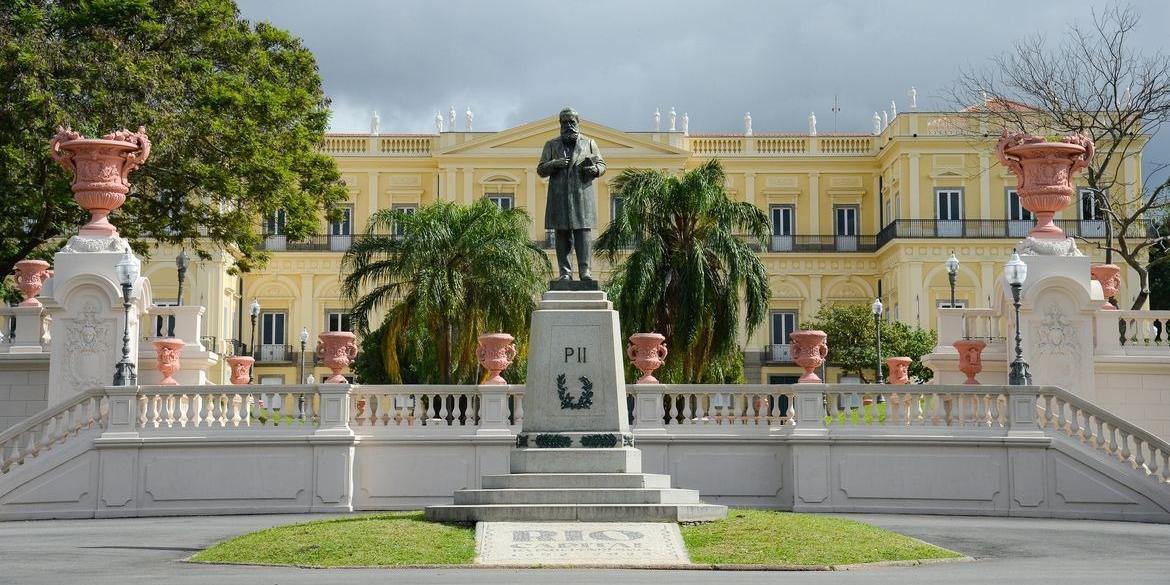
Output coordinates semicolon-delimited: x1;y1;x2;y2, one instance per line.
0;355;49;432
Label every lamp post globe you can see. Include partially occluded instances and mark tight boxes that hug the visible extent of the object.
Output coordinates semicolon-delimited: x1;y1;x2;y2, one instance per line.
871;297;884;384
113;250;140;386
945;251;960;307
1004;252;1031;385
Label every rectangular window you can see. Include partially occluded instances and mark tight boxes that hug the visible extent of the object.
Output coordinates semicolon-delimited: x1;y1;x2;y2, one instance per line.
936;189;963;237
894;193;901;219
152;301;177;338
833;206;858;251
936;299;967;309
326;310;352;333
1007;189;1033;237
260;312;286;345
392;205;417;237
770;205;794;251
265;209;286;235
611;196;625;222
330;207;352;236
770;311;798;345
1079;188;1106;237
488;194;514;211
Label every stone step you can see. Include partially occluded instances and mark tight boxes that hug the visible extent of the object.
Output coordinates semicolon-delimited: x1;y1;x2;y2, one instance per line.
424;503;728;523
453;488;701;505
481;473;672;489
510;448;641;474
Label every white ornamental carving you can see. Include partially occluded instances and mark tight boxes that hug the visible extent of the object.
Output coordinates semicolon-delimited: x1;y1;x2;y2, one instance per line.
1017;236;1082;257
1037;303;1079;357
65;302;112;390
59;235;130;254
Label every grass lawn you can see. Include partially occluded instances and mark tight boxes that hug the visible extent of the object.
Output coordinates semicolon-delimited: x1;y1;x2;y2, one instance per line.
190;511;475;567
191;508;959;568
682;509;961;566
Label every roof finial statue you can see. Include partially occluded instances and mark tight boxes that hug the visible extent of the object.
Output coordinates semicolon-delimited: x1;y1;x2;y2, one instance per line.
744;112;753;136
434;111;444;133
890;100;897;119
669;107;677;132
465;107;473;131
882;110;889;130
908;86;918;110
873;112;882;135
682;112;689;136
1123;86;1132;107
448;106;456;132
653;108;661;131
808;112;817;136
370;110;380;135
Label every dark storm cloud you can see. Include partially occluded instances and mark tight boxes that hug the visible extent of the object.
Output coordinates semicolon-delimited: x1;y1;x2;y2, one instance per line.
237;0;1169;171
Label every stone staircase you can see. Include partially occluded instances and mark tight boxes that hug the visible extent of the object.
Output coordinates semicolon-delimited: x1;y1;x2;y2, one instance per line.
424;447;728;522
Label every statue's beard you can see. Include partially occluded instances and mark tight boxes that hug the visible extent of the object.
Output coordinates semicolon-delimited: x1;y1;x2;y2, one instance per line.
561;129;579;142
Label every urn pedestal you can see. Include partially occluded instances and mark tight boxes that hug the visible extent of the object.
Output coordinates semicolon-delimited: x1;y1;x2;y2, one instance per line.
49;126;151;238
151;338;185;385
953;339;987;385
226;356;255;385
13;260;52;307
316;331;357;383
790;330;829;383
1090;264;1121;309
627;332;668;384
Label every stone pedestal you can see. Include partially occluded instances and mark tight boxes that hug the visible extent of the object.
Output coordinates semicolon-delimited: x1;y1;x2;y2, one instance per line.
138;305;217;385
41;236;150;407
426;291;726;523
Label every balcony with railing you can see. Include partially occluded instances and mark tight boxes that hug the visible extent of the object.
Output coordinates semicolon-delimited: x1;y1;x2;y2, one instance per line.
687;134;877;157
763;344;793;363
875;219;1121;249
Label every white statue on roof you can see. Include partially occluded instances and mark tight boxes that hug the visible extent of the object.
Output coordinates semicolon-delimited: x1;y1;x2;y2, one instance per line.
744;112;753;136
465;107;473;131
808;112;817;135
669;107;677;132
682;112;689;136
653;108;661;131
908;86;918;110
370;110;380;135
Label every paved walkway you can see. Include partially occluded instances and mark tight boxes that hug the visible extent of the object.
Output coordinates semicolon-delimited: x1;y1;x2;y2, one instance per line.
1;513;1167;585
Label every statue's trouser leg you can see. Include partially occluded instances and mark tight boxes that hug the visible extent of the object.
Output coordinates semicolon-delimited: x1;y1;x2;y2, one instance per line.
574;228;591;279
555;229;573;278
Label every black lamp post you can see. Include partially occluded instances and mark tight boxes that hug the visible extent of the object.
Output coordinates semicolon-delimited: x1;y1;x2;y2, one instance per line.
249;298;261;383
871;297;884;384
946;251;959;307
1005;252;1032;385
113;250;140;386
175;249;189;306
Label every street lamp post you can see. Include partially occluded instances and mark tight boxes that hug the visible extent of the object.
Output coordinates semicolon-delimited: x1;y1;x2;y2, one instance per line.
1005;252;1032;386
249;298;261;384
299;327;310;384
946;251;959;308
871;297;884;384
175;249;189;306
113;250;140;386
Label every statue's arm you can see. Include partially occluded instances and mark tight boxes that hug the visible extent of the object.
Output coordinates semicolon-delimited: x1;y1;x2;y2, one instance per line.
590;140;606;178
536;142;557;178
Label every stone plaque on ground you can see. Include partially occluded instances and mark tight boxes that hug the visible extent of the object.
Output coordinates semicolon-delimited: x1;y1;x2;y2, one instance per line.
475;522;690;566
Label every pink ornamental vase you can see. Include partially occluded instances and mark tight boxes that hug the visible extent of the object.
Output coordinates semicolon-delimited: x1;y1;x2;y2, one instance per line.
886;356;912;385
49;126;151;237
476;333;517;385
953;339;986;385
151;338;185;385
790;330;829;384
13;260;52;307
627;333;668;384
316;331;358;383
995;131;1094;240
1090;264;1121;310
226;356;254;385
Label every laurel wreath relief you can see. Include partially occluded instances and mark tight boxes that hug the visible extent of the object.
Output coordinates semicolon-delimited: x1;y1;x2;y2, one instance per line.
556;373;594;410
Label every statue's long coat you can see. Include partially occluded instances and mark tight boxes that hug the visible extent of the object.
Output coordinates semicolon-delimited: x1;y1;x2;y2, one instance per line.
537;134;606;230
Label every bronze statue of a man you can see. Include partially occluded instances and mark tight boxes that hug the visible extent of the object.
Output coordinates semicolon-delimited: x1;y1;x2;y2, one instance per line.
538;107;606;281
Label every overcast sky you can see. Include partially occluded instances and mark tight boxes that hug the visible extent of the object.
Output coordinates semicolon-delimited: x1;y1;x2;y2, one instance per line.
237;0;1169;177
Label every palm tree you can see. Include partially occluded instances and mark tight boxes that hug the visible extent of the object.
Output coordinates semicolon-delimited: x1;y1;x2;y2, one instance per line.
597;159;771;382
342;199;550;384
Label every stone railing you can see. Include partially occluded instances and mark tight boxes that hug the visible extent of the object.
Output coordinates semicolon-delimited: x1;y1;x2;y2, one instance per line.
319;134;436;156
629;384;796;430
823;385;1009;429
0;389;106;475
350;384;525;433
133;385;321;430
688;135;876;157
1117;310;1170;348
0;305;50;354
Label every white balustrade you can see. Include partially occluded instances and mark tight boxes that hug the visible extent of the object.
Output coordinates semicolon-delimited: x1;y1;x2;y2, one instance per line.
824;386;1008;429
351;385;524;432
1117;310;1170;349
0;390;106;475
633;384;795;429
135;385;318;430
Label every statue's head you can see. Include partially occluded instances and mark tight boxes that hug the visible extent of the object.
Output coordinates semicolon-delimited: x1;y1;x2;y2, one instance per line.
559;107;579;140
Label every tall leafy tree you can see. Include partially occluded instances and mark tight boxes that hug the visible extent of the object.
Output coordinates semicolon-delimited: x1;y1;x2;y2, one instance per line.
801;304;937;383
0;0;347;277
596;159;770;383
342;199;550;384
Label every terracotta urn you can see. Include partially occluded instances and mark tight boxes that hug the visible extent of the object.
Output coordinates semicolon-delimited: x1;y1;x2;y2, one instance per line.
790;330;829;383
1090;264;1121;310
49;125;151;237
226;356;254;385
13;259;52;307
627;332;668;384
476;333;517;385
953;339;987;385
886;356;912;385
151;338;185;385
316;331;358;383
995;131;1094;240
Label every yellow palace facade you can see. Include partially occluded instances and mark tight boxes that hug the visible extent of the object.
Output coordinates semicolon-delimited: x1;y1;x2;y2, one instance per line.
144;110;1143;385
